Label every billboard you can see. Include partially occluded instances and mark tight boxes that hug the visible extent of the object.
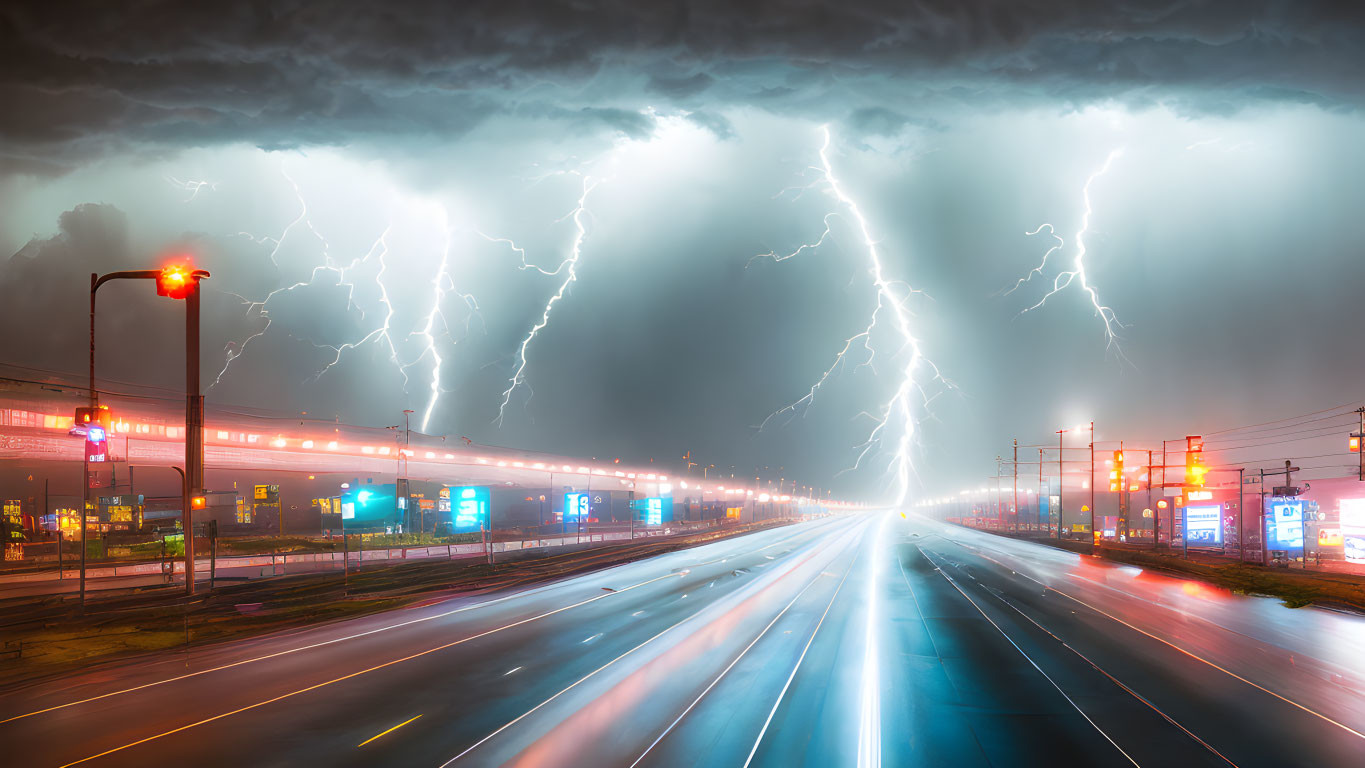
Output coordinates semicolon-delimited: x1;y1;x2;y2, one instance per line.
1340;498;1365;564
1183;505;1222;547
641;497;665;525
453;486;489;530
1270;499;1304;549
564;492;590;522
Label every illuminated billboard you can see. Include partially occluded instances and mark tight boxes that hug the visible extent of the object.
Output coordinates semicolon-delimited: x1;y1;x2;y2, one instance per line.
564;492;590;522
453;486;489;530
1341;498;1365;564
1183;505;1222;547
1270;499;1304;549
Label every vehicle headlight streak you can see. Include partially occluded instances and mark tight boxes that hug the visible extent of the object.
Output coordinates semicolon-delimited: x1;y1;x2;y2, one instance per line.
495;172;601;426
760;126;945;508
1016;149;1128;358
857;513;888;768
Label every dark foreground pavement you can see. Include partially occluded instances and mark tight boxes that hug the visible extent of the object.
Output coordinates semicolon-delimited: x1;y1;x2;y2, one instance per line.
3;514;1363;766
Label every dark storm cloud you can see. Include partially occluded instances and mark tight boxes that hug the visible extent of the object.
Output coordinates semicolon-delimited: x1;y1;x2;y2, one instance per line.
3;1;1364;171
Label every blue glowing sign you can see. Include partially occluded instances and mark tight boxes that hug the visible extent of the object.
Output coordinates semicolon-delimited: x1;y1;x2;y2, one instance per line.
1271;500;1304;548
646;498;663;526
564;492;590;521
87;426;106;444
453;486;489;530
1183;504;1222;547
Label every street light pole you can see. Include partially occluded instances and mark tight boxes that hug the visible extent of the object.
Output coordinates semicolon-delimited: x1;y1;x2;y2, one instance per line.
91;266;209;597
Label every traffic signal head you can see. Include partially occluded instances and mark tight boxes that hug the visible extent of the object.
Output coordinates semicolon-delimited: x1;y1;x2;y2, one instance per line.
74;405;112;440
1109;450;1124;491
1351;436;1361;453
156;265;195;299
1185;435;1206;487
191;496;207;510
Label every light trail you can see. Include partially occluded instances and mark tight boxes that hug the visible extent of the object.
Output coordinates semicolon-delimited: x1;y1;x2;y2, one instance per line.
1017;149;1128;358
856;515;886;768
1;569;676;725
743;536;860;767
56;571;688;767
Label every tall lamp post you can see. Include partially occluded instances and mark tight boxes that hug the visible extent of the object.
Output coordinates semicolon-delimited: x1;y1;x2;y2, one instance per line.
91;265;209;596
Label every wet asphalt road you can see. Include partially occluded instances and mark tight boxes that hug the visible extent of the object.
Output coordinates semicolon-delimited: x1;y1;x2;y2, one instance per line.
3;513;1363;767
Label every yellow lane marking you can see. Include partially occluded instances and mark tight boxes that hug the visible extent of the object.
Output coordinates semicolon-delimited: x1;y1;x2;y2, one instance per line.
358;714;423;747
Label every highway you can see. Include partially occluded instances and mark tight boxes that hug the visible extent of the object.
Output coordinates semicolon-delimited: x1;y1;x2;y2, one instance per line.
3;514;1365;767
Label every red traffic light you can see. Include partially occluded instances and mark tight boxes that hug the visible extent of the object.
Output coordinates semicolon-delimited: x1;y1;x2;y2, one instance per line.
191;496;208;510
1351;436;1361;453
74;405;111;431
156;265;195;299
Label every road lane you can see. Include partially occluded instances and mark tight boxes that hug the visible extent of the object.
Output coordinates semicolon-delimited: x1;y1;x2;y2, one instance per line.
6;512;1365;767
3;518;844;766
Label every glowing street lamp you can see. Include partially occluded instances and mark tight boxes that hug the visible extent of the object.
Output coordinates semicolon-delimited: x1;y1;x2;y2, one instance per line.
90;262;210;597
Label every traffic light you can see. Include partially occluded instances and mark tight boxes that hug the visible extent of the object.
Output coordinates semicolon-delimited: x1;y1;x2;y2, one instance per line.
1185;435;1206;487
156;265;195;299
191;495;207;510
1109;450;1123;492
75;405;112;465
1351;435;1361;453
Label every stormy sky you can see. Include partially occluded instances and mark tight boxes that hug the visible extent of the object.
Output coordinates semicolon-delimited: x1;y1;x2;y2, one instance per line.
1;1;1363;501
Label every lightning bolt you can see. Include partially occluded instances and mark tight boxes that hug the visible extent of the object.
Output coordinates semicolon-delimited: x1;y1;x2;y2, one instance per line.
211;167;404;391
166;176;217;202
408;213;482;432
495;172;600;425
1016;148;1127;357
1003;224;1062;296
476;231;574;276
762;126;947;508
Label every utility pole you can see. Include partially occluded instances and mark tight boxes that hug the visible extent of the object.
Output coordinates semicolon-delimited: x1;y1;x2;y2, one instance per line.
1056;429;1065;540
185;276;203;596
1089;420;1096;548
1146;449;1154;547
1354;407;1364;481
1237;467;1245;562
1012;439;1019;536
1038;448;1044;536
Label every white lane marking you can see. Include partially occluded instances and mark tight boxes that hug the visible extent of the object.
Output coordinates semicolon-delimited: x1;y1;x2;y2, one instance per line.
631;611;646;617
743;534;862;767
628;577;825;768
582;633;603;644
55;572;685;768
10;517;829;725
503;667;522;677
987;589;1238;767
439;523;856;767
940;535;1365;743
916;545;1141;767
